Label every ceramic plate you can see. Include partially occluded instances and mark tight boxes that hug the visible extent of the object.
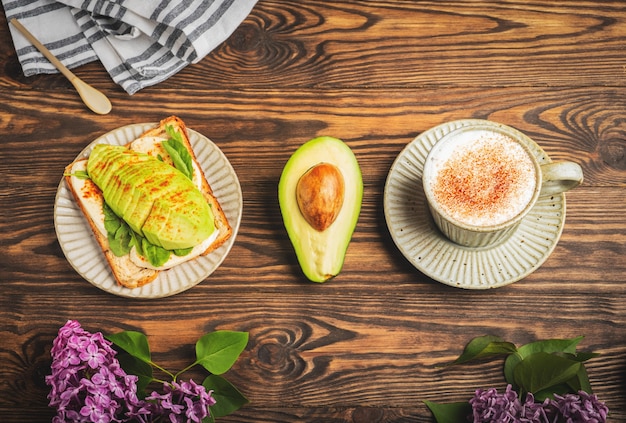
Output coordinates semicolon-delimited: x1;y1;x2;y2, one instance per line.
384;119;566;289
54;123;243;298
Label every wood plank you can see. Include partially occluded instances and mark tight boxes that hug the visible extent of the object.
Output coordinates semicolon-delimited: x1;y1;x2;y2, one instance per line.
1;1;625;91
1;1;625;421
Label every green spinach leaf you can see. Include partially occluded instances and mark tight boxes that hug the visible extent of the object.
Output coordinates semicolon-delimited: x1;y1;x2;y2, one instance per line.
64;169;90;179
142;238;171;268
103;202;121;234
174;247;193;257
103;203;133;257
163;125;194;180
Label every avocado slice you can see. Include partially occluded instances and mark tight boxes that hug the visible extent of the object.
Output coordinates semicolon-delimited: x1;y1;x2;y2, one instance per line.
87;144;214;250
279;136;363;282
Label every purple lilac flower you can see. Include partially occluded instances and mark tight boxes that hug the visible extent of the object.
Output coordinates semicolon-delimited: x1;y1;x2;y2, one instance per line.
45;320;141;423
134;379;216;423
469;384;551;423
550;391;609;423
469;384;610;423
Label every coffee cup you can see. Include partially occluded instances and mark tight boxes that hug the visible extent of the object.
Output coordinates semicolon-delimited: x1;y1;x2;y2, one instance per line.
422;121;583;248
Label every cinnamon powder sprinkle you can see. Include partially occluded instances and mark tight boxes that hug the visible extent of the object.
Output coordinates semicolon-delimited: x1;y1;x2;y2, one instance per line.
430;135;536;227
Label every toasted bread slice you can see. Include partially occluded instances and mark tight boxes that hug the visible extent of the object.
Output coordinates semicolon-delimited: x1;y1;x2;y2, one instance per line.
64;116;232;288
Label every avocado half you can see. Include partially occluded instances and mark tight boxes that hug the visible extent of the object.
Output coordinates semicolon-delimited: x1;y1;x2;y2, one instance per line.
279;136;363;282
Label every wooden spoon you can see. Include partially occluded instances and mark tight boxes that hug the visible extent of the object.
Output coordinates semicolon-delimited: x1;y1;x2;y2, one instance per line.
10;18;112;115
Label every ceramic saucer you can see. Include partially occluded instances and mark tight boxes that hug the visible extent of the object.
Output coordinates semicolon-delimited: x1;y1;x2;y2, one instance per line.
383;119;566;289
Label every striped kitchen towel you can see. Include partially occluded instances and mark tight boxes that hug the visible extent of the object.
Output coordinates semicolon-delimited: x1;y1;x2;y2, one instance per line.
3;0;257;94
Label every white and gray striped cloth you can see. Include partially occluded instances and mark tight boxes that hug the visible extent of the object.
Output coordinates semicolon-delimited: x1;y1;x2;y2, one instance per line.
3;0;257;94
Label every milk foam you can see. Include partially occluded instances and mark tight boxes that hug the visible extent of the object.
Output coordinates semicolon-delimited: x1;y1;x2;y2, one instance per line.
426;130;537;227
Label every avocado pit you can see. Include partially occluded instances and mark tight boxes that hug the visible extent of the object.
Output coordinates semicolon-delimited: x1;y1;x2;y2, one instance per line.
296;163;345;232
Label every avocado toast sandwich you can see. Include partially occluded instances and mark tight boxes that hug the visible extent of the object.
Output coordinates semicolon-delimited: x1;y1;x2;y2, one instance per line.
64;116;232;288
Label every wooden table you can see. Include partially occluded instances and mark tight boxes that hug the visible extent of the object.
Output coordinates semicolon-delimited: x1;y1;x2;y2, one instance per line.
1;1;625;421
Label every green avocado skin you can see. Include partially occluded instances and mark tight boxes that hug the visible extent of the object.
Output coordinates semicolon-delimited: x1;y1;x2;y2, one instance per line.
87;144;214;250
278;136;363;282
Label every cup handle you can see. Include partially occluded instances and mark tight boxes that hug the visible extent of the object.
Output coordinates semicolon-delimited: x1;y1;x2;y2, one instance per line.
539;161;584;196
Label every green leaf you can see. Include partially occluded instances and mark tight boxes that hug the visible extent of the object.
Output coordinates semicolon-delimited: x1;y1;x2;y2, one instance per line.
165;124;184;143
203;374;249;418
103;203;134;257
572;351;600;363
142;238;171;267
531;353;594;400
111;221;135;257
106;331;152;363
129;229;143;256
195;331;249;375
163;125;194;180
103;202;121;234
445;335;517;366
572;365;593;394
503;336;584;386
64;169;90;179
513;352;582;396
116;352;154;397
424;400;471;423
173;246;193;257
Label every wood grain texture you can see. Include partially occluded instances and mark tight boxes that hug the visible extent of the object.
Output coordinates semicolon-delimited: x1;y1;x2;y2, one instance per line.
1;1;625;422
